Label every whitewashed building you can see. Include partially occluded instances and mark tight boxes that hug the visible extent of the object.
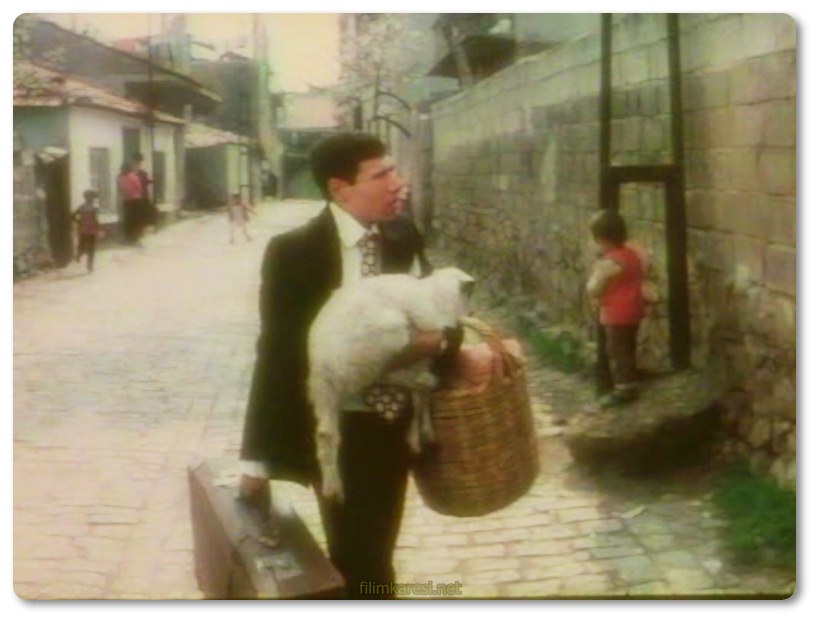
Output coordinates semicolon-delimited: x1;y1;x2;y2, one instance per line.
13;62;185;237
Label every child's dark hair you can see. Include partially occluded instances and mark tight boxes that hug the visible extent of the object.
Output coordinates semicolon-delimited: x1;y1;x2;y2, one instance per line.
231;193;241;200
83;189;99;202
590;210;628;245
310;133;386;200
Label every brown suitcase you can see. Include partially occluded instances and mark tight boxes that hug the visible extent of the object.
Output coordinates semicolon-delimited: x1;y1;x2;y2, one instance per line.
187;458;345;599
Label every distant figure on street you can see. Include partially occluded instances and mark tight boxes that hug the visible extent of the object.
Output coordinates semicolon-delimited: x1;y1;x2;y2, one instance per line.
118;160;144;244
73;189;104;272
118;153;155;244
586;210;646;407
267;172;279;199
131;152;158;231
227;193;255;244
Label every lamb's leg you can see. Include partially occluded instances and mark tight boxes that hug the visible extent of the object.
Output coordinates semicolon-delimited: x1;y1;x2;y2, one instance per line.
310;376;344;503
419;389;435;447
408;392;422;455
407;386;437;455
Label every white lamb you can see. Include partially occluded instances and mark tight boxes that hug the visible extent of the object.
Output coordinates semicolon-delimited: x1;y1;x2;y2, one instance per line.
308;267;474;502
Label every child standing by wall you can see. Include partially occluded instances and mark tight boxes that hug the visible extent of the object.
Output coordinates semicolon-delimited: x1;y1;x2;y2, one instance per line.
586;210;645;407
227;192;255;244
73;189;104;273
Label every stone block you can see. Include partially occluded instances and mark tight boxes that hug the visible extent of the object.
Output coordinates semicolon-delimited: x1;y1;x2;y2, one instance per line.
733;235;767;285
758;148;796;195
684;110;707;148
704;107;737;148
623;118;643;152
626;88;642;117
686;190;718;229
685;149;712;188
762;99;797;148
612;555;658;585
711;149;760;192
757;49;797;101
730;104;766;148
686;71;731;112
764;243;796;297
700;229;735;273
741;14;796;59
653;550;700;569
729;62;757;105
642;117;668;152
681;15;731;68
745;416;773;449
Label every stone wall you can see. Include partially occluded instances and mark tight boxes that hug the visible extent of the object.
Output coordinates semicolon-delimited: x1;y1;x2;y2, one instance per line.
13;150;52;279
428;14;796;486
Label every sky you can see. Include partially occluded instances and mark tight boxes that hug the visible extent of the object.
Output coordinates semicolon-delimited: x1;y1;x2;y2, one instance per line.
41;13;341;93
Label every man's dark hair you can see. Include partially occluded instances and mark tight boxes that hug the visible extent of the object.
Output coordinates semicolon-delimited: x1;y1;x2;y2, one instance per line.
83;189;99;201
309;133;386;200
590;209;628;245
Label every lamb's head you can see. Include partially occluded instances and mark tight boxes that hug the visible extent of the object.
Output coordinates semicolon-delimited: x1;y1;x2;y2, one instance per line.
425;267;475;325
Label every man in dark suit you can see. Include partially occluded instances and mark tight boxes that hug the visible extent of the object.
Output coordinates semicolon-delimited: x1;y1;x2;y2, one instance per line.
238;133;451;598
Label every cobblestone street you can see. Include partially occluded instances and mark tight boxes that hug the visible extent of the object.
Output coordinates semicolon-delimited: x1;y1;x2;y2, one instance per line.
13;201;794;599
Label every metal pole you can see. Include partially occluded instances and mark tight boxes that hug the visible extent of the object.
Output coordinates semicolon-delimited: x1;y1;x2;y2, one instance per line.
598;13;613;211
665;13;691;369
147;14;156;206
596;13;614;395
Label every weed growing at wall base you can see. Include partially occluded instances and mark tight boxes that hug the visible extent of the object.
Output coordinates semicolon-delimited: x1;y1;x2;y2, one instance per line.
516;317;588;374
713;461;796;568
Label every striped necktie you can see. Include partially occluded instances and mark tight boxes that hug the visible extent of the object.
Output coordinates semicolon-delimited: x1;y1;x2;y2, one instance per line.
357;230;410;420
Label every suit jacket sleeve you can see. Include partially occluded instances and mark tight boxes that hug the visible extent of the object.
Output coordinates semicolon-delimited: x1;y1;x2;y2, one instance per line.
240;237;317;485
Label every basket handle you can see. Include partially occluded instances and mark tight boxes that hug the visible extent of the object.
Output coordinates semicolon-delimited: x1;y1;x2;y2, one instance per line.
460;317;521;378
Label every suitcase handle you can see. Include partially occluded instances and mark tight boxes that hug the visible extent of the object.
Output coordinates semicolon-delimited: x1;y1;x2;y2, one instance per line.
235;494;282;549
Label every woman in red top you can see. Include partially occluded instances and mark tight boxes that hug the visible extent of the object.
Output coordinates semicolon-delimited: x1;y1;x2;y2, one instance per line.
586;210;645;407
118;158;146;244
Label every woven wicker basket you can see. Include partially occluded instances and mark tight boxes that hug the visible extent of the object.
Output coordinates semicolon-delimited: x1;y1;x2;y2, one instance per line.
414;317;540;517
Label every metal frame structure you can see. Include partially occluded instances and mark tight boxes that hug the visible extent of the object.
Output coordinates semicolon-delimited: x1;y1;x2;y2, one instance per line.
597;13;691;391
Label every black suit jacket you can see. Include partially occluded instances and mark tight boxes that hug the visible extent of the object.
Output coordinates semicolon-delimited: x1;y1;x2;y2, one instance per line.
240;206;431;485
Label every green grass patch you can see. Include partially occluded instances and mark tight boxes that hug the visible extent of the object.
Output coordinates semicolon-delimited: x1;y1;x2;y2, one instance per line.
516;318;588;375
713;462;796;568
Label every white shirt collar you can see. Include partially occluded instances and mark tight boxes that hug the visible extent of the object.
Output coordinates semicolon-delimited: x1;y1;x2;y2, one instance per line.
329;202;377;248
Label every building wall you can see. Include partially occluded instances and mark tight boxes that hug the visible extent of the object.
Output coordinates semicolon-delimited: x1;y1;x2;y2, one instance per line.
68;107;183;218
428;13;796;485
12;107;69;152
513;14;600;45
279;91;339;130
13;149;51;277
185;142;254;208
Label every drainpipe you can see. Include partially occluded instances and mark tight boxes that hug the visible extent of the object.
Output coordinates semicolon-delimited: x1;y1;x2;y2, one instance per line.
147;19;157;206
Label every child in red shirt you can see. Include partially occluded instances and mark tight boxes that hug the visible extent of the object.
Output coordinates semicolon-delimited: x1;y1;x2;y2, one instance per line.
586;210;645;407
73;189;104;273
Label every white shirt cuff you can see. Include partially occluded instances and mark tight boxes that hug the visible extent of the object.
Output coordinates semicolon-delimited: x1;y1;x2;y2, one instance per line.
239;460;271;479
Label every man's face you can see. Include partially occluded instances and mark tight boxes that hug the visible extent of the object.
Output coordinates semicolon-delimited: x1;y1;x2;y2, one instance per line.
334;157;406;224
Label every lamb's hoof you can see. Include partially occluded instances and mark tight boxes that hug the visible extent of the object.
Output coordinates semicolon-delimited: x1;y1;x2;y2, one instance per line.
321;476;344;504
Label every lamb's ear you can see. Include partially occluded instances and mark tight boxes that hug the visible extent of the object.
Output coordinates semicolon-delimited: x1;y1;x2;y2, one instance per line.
456;269;476;297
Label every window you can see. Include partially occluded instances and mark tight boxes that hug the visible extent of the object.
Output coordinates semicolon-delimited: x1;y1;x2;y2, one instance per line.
122;128;141;162
88;147;112;212
152;151;166;202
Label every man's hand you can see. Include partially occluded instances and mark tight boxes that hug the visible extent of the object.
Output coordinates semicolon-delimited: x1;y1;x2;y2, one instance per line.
384;329;445;372
411;329;446;357
239;474;271;510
